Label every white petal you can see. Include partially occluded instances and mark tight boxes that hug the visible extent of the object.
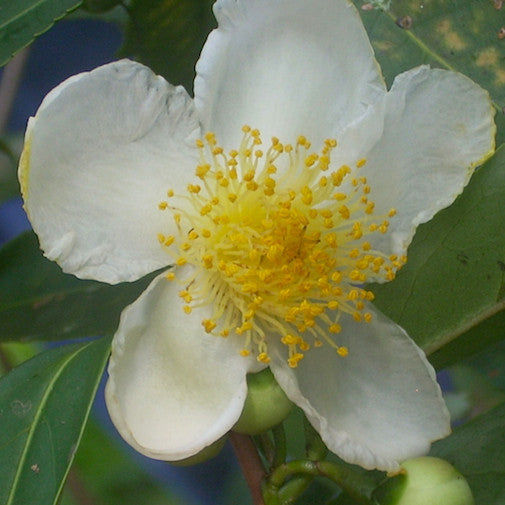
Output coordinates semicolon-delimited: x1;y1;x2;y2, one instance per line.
194;0;385;150
19;60;201;284
105;270;262;461
269;305;450;471
355;66;496;258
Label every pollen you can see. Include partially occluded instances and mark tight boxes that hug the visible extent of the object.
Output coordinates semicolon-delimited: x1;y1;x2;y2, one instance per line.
156;127;405;366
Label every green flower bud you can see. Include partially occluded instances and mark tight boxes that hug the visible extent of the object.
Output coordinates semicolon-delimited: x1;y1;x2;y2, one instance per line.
233;368;293;435
373;457;474;505
168;435;228;467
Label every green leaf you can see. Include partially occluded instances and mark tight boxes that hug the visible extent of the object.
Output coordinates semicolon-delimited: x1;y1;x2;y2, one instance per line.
0;0;83;66
121;0;215;91
0;231;158;342
354;0;505;141
0;337;110;505
371;145;505;364
431;401;505;505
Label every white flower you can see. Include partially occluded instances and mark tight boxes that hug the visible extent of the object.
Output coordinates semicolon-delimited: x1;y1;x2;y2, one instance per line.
19;0;495;471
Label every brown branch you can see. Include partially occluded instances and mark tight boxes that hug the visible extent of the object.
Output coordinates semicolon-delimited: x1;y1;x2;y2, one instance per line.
230;432;267;505
0;48;30;135
66;468;101;505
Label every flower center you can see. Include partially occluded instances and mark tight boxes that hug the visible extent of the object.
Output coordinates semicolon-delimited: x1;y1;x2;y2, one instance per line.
157;126;405;367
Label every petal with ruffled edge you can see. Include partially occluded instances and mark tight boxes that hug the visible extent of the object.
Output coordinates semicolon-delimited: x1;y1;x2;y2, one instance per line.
269;305;450;472
194;0;385;151
105;268;264;461
338;66;495;260
19;60;200;284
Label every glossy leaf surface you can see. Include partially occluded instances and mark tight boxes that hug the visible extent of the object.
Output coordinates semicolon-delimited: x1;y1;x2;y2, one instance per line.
432;401;505;505
0;0;82;66
0;337;110;505
371;147;505;364
0;231;157;342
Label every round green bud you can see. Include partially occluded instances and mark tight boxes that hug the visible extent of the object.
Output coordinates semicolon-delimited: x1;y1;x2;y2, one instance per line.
168;435;228;467
373;457;474;505
82;0;121;13
233;368;293;435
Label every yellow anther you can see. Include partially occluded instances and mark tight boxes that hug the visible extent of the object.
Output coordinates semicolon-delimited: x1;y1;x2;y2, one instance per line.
202;254;213;269
158;201;168;210
348;289;360;300
299;341;310;352
196;164;211;178
165;272;175;281
157;233;165;243
281;334;297;345
205;132;216;144
349;249;360;259
264;177;276;189
337;346;349;357
244;169;255;182
183;305;192;314
200;203;212;216
176;257;187;266
257;352;271;364
187;184;201;194
288;353;304;368
356;158;367;168
329;323;342;333
240;349;251;357
339;205;350;219
301;190;313;205
364;312;373;323
305;154;318;167
365;202;375;214
202;319;217;333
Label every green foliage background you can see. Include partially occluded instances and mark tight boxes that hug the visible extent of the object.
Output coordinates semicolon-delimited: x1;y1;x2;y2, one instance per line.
1;0;505;504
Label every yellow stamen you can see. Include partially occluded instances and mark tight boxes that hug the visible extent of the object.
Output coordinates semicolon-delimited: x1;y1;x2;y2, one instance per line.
155;127;404;365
